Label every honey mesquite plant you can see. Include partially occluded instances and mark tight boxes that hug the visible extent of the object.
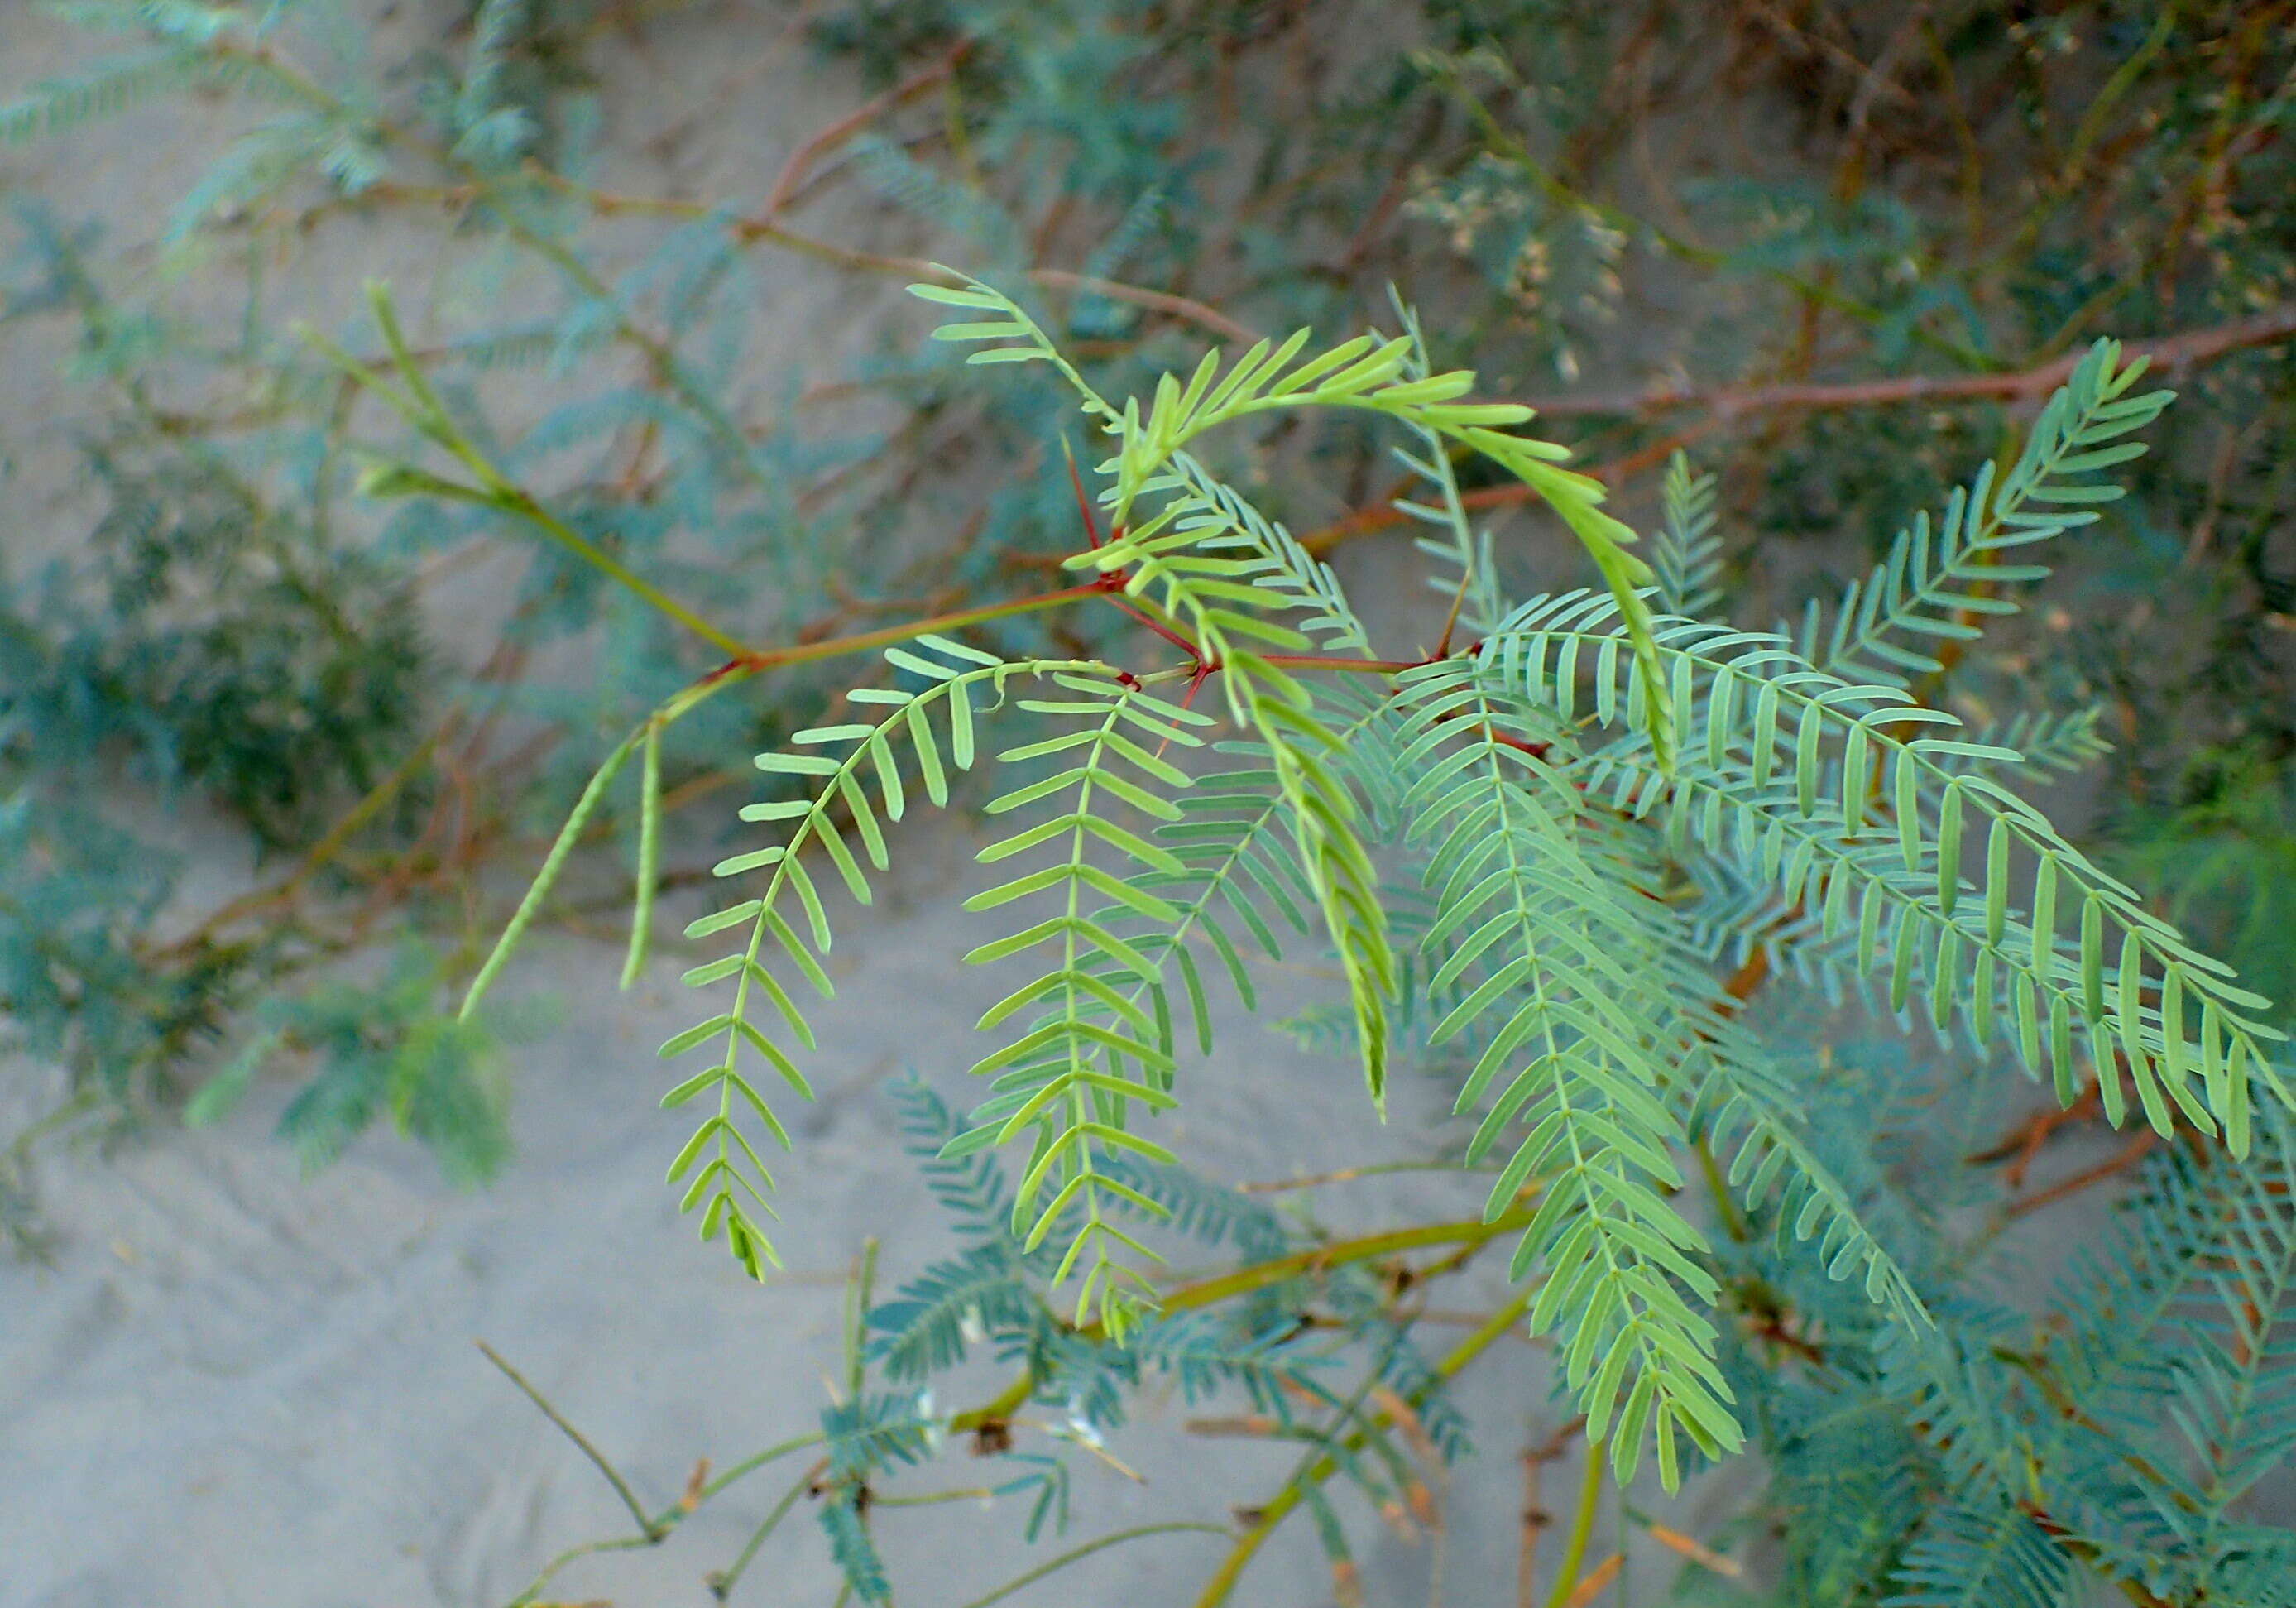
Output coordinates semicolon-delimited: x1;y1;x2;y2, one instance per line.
424;272;2287;1512
11;0;2296;1220
7;7;2295;1603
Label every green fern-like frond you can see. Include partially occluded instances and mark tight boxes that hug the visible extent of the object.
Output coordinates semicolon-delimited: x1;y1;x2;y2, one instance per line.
0;49;224;144
955;670;1215;1327
817;1390;931;1603
890;1072;1014;1240
1885;1500;2072;1608
908;272;1674;1123
1693;1045;1930;1330
1390;655;1742;1486
165;113;338;240
1931;708;2111;782
1387;292;1505;641
1091;682;1416;1064
1091;330;1661;750
818;1495;892;1606
1057;452;1402;1117
1153;450;1371;652
1129;760;1310;1042
1492;594;2287;1153
1654;450;1724;619
1251;699;1399;1109
2159;1108;2296;1534
665;640;1099;1277
906;273;1109;408
1096;1154;1292;1260
41;2;254;46
870;1241;1036;1380
1806;341;2170;686
449;0;539;168
948;689;1399;1332
851;140;1021;264
1866;1096;2295;1605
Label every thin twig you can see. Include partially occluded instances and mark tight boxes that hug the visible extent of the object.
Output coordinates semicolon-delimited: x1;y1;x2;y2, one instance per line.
1622;1509;1742;1578
1027;269;1261;346
693;1431;829;1505
477;1340;661;1541
1560;1553;1623;1608
161;716;456;953
1185;1414;1289;1438
1190;1284;1539;1607
2005;1130;2159;1219
1524;301;2296;420
1968;1082;2105;1188
1295;304;2296;554
845;1236;880;1400
501;1430;824;1606
872;1486;999;1507
708;1458;827;1602
506;1530;660;1606
956;1523;1234;1608
1237;1159;1480;1193
496;488;754;655
1156;1207;1540;1312
750;41;975;222
1517;1419;1585;1606
1541;1452;1605;1608
950;1202;1543;1438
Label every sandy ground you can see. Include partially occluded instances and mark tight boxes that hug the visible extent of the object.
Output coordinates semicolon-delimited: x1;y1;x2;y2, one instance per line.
0;822;1595;1608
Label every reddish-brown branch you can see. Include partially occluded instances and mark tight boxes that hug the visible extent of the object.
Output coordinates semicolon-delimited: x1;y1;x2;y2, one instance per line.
1642;1522;1742;1579
1562;1554;1624;1608
2018;1499;2174;1608
1516;1419;1585;1608
2005;1130;2159;1219
1062;439;1106;550
1721;944;1772;1006
1750;1312;1829;1367
731;582;1108;674
1089;587;1206;663
1296;304;2296;554
1185;1414;1285;1438
745;40;975;227
364;162;1256;348
1027;270;1263;346
1969;1082;2105;1188
1522;301;2296;420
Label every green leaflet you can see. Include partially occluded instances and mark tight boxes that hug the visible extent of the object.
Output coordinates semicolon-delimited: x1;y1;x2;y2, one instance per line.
1805;341;2174;688
1493;596;2283;1154
953;670;1220;1329
1391;655;1742;1488
662;645;1106;1276
1388;292;1508;641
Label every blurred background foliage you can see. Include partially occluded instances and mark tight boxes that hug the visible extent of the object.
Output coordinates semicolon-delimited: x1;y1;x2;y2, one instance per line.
0;0;2289;1228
